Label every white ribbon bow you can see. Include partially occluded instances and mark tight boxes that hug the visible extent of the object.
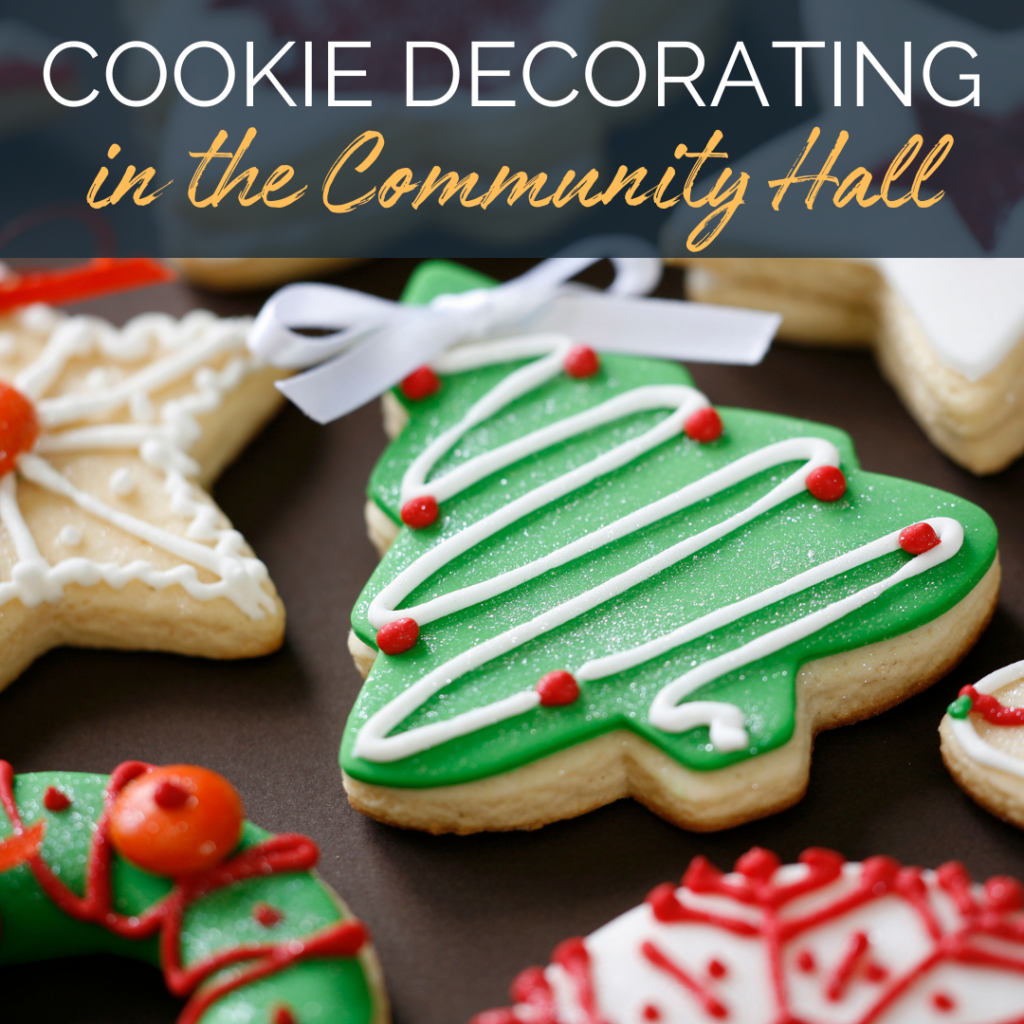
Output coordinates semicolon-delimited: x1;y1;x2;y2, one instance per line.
248;256;781;424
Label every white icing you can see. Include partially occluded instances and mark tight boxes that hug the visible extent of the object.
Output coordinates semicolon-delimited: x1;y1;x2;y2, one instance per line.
521;859;1024;1024
108;468;135;497
354;338;962;764
949;659;1024;781
0;308;276;619
57;525;82;547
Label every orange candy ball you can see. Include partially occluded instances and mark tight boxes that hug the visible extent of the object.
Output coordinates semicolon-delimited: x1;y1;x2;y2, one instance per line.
108;765;245;877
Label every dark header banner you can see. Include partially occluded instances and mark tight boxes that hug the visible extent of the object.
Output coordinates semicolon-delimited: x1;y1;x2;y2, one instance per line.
1;0;1021;256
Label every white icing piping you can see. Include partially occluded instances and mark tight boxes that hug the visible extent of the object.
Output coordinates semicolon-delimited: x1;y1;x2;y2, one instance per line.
0;309;275;618
949;659;1024;781
354;337;964;764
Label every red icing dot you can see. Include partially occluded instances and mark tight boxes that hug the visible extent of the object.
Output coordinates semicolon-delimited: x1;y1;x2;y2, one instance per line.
253;902;284;927
985;875;1024;912
707;958;727;979
153;780;190;810
272;1007;298;1024
401;495;439;529
932;992;956;1012
43;786;71;812
736;847;780;881
0;382;39;477
865;962;889;983
564;344;601;379
899;522;941;556
684;407;723;443
797;949;816;972
642;1005;661;1021
536;670;579;707
376;617;420;655
806;465;847;502
400;366;441;401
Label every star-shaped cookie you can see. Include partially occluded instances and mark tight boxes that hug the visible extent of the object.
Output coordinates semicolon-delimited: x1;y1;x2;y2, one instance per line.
0;300;286;692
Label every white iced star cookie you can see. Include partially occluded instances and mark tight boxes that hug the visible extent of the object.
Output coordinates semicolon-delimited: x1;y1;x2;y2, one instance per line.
0;301;286;690
670;258;1024;475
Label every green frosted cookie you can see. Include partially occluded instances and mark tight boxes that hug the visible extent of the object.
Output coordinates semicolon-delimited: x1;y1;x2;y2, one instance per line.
0;761;387;1024
341;262;999;834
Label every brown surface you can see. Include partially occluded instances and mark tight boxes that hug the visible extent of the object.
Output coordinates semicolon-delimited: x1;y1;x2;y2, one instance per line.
2;260;1024;1023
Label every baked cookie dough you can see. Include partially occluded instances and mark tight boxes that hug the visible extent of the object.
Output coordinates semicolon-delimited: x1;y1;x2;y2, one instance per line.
0;301;286;692
941;659;1024;831
669;258;1024;475
340;262;998;835
472;844;1024;1023
171;258;364;291
0;760;388;1024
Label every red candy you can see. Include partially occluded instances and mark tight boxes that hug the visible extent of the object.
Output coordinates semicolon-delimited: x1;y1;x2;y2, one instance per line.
563;345;601;379
108;764;245;876
43;786;71;812
272;1007;297;1024
899;522;941;555
377;617;420;655
401;495;439;529
400;366;441;401
536;670;579;707
684;407;723;443
0;383;39;477
806;465;847;502
253;902;284;927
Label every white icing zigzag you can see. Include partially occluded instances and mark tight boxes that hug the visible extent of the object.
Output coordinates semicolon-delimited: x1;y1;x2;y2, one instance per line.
0;305;275;619
354;336;963;763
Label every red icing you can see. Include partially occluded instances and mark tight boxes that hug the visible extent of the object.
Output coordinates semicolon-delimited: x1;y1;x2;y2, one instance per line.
536;671;579;707
401;495;439;529
957;685;1024;726
642;1005;661;1021
253;902;284;927
683;407;723;444
707;959;727;979
0;820;44;871
376;617;420;656
0;258;174;314
272;1008;297;1024
551;938;605;1024
153;780;190;810
0;761;367;1024
563;345;601;379
805;466;847;502
400;366;441;402
477;845;1024;1024
0;383;39;478
899;522;941;556
43;787;71;812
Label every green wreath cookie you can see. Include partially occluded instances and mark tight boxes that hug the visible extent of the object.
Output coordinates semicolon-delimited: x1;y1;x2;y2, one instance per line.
342;262;999;834
0;761;387;1024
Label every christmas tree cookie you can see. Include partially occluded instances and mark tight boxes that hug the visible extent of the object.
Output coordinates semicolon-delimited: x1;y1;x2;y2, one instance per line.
0;301;286;692
0;761;387;1024
342;263;999;834
472;845;1024;1024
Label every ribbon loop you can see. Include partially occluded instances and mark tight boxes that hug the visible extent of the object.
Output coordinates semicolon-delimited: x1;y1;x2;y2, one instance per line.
248;257;780;424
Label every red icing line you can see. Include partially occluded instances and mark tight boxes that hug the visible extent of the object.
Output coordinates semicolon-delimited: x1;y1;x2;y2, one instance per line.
43;787;71;812
0;259;175;313
958;685;1024;726
0;820;44;872
641;941;728;1019
479;845;1024;1024
552;938;607;1024
0;761;367;1024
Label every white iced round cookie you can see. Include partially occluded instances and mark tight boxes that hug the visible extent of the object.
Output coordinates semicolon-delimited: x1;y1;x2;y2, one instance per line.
941;659;1024;830
0;302;288;692
473;846;1024;1024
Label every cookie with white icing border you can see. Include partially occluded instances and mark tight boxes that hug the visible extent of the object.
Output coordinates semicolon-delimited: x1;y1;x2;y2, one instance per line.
0;760;388;1024
0;301;286;692
940;659;1024;831
669;258;1024;475
472;845;1024;1024
340;262;999;835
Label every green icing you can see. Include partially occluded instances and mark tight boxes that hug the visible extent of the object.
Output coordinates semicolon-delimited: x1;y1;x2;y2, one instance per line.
0;771;374;1024
342;261;998;790
948;695;973;719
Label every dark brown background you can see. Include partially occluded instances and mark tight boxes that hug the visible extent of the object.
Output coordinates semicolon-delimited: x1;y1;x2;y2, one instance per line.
2;260;1023;1024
